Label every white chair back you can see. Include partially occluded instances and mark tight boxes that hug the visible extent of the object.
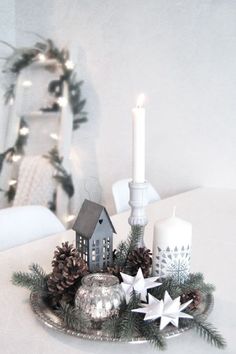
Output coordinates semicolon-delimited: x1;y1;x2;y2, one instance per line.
0;205;65;251
112;178;161;213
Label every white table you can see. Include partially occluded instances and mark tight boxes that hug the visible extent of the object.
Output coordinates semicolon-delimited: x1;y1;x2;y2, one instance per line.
0;188;235;353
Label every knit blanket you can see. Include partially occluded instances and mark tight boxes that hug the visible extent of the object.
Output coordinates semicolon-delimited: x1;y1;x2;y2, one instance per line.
13;155;55;207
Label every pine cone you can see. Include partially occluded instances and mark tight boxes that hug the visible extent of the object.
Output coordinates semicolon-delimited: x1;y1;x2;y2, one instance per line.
180;290;202;311
47;242;88;304
126;247;152;278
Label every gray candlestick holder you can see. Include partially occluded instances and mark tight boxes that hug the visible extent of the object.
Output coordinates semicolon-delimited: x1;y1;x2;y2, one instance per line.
128;181;148;247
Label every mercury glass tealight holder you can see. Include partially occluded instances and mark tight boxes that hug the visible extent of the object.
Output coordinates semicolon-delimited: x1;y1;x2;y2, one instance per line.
75;273;125;328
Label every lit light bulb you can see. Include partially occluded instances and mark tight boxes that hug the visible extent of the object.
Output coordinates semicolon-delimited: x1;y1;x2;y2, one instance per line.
12;155;21;162
136;93;145;108
50;133;59;140
22;80;33;88
38;53;46;62
19;127;29;136
65;60;74;70
66;214;76;223
57;96;68;108
9;179;17;186
9;98;14;106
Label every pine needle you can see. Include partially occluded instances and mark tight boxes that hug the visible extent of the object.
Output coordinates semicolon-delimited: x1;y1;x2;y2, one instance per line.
140;322;167;351
12;263;48;295
102;317;121;338
181;273;215;295
57;302;91;331
114;225;143;267
192;315;226;349
119;297;142;339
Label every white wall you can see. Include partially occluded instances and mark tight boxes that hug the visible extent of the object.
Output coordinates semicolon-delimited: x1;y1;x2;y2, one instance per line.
2;0;236;213
0;0;15;151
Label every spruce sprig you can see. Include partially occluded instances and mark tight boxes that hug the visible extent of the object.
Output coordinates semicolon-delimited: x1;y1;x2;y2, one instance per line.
118;293;142;339
180;273;215;295
139;321;167;351
12;263;48;295
150;273;215;300
192;315;226;349
102;292;140;338
57;302;91;331
102;292;166;349
114;225;143;267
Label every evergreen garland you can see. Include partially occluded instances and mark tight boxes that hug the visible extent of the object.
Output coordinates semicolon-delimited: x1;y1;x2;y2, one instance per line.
0;117;29;201
0;36;87;208
44;147;74;198
1;37;87;130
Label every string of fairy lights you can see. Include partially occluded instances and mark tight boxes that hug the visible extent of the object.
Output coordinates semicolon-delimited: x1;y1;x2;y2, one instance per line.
0;38;87;223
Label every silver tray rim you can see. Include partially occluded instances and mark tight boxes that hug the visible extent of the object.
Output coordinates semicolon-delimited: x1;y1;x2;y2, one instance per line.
30;291;214;343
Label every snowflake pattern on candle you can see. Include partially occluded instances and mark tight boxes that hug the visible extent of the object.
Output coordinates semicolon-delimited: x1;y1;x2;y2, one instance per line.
155;245;191;283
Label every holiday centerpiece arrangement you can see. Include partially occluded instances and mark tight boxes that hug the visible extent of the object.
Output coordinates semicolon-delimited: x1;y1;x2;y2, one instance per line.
12;96;226;350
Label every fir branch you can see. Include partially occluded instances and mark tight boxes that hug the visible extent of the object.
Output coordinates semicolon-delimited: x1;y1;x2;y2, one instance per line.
192;315;226;349
44;147;75;198
181;273;215;295
4;84;15;104
102;316;121;338
11;52;36;74
14;118;29;154
102;293;141;339
118;293;142;338
54;174;74;198
29;263;47;280
5;184;16;202
57;302;91;331
139;321;167;351
0;148;14;174
114;225;143;268
12;263;48;295
73;117;88;130
149;277;182;299
150;273;215;301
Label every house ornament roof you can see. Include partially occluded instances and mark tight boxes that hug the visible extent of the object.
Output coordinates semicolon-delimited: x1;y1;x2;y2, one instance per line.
72;199;116;239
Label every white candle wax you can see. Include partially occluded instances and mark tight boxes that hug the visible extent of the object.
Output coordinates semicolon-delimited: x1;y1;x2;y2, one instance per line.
132;94;145;183
152;210;192;283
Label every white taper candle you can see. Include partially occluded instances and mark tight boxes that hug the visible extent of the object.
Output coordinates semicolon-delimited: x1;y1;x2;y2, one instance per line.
132;94;145;183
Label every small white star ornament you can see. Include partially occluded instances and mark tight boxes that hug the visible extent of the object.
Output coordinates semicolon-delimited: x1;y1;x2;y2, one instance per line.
120;268;162;303
132;290;193;330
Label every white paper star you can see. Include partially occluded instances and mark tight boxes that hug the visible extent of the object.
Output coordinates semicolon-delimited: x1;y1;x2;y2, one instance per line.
132;291;193;330
120;268;161;303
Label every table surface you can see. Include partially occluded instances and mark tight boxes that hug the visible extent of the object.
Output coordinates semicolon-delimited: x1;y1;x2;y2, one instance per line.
0;187;235;354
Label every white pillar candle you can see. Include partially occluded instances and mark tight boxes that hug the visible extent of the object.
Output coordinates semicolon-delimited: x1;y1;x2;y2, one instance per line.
152;208;192;283
132;94;145;183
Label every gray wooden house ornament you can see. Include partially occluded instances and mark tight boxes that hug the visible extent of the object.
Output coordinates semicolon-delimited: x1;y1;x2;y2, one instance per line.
72;199;116;272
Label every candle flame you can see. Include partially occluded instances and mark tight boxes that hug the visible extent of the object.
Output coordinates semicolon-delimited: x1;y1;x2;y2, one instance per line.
136;93;145;108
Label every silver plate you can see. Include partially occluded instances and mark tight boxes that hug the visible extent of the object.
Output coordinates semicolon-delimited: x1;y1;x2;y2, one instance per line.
30;292;214;342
